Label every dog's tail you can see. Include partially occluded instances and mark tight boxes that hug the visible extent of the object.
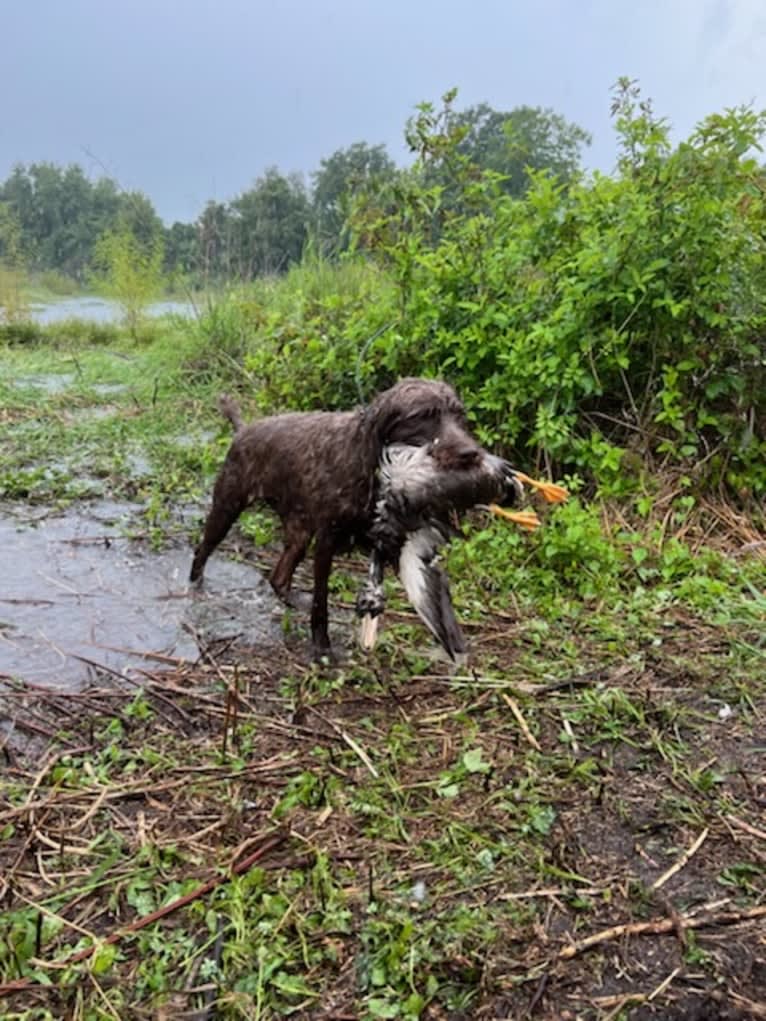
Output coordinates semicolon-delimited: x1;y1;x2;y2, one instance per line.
218;394;244;433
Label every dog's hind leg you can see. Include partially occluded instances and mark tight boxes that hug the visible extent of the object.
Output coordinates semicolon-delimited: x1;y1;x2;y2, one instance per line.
270;520;311;603
190;474;248;583
310;529;337;658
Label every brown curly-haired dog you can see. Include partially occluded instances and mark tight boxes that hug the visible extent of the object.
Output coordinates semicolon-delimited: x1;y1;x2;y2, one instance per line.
190;378;519;658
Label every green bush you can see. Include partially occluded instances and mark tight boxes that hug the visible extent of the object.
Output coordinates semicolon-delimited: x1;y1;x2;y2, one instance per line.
36;269;79;295
177;83;765;500
188;258;398;411
352;82;766;495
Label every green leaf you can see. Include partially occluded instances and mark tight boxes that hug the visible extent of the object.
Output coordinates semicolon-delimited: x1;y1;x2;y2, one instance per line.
438;782;460;799
367;998;400;1018
463;748;490;774
91;942;117;975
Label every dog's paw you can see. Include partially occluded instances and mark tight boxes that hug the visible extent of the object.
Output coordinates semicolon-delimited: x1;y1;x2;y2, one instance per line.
311;643;338;666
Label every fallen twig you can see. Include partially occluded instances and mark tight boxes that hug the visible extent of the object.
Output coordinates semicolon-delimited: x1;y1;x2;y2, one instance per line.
726;814;766;842
306;705;379;778
555;903;766;962
501;693;541;751
711;990;766;1018
651;827;709;890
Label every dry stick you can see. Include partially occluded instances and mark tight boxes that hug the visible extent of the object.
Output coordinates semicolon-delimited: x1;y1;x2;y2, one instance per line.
712;990;766;1019
0;689;132;701
726;814;766;842
0;714;70;744
221;685;232;758
647;966;681;1003
65;654;185;729
651;827;709;890
591;992;647;1009
306;706;379;779
561;715;579;754
15;892;99;946
230;665;240;748
501;693;541;752
94;643;190;666
87;971;122;1021
555;903;766;963
498;885;608;902
0;830;287;998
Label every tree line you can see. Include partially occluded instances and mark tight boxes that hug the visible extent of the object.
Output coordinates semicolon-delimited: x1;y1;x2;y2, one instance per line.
0;101;590;287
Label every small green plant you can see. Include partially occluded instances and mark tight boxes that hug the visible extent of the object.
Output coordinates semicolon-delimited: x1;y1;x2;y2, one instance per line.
93;222;165;339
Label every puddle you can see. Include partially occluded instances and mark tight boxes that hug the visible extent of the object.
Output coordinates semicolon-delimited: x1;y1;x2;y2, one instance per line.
124;451;153;477
10;376;129;398
172;430;217;449
91;383;129;396
64;405;120;423
0;502;284;690
12;373;75;394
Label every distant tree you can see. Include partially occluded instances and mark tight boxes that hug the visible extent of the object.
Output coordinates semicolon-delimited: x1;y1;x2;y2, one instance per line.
406;98;591;203
93;222;164;338
0;202;29;321
0;162;163;282
118;191;164;250
0;202;24;264
449;103;591;195
1;166;37;265
197;201;233;281
229;169;309;278
311;142;397;256
164;220;199;280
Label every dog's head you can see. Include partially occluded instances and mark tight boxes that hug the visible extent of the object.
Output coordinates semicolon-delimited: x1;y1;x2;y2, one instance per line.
366;377;468;448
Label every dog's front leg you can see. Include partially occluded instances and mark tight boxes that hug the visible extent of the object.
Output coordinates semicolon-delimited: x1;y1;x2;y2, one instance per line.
310;530;336;659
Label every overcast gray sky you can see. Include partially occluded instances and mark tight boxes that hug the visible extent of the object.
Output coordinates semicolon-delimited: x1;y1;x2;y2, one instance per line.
3;0;764;224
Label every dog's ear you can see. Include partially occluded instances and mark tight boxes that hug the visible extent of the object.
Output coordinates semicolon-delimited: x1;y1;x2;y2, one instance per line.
363;388;404;448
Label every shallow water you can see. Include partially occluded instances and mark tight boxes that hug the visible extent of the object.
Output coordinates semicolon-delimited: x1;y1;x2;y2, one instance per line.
0;502;283;690
11;372;76;394
30;296;195;325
